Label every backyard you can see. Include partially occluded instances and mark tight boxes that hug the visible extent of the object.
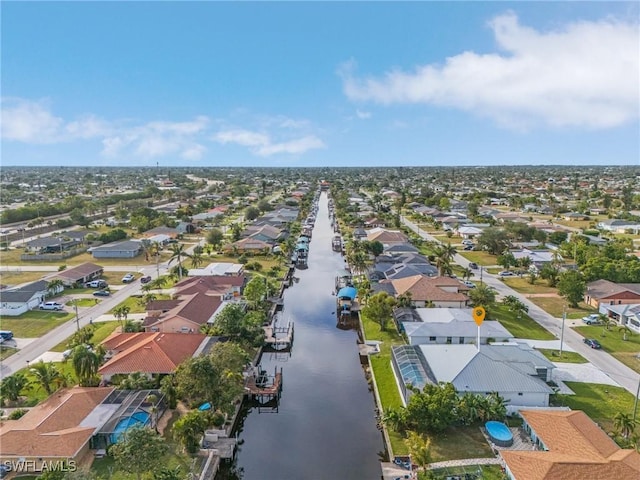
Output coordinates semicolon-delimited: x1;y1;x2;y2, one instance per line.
574;325;640;373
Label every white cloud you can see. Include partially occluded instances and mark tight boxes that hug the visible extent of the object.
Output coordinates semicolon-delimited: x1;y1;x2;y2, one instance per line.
213;128;325;156
1;98;64;143
356;109;372;119
340;12;639;129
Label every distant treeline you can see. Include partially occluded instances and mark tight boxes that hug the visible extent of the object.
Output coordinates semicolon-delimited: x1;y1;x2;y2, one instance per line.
1;189;157;225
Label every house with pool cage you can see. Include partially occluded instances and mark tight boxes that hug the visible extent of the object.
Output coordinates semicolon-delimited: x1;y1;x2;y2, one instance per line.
0;387;166;473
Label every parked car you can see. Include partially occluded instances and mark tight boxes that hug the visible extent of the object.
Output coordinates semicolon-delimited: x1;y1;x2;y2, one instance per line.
463;244;475;251
462;239;474;245
122;273;135;283
582;314;602;325
0;330;14;341
140;275;152;284
63;344;93;359
463;280;476;289
498;271;515;277
93;290;110;297
468;262;478;270
583;338;602;349
86;279;107;288
40;301;64;311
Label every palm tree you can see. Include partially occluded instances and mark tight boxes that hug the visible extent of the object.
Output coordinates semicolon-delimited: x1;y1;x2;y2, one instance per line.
0;373;28;404
404;431;432;473
434;242;456;276
614;412;637;439
72;346;100;387
462;267;473;281
168;243;191;281
190;250;204;269
149;242;163;278
113;305;131;326
30;361;63;395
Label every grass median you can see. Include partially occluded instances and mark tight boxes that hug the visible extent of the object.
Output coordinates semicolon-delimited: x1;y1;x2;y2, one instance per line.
574;325;640;374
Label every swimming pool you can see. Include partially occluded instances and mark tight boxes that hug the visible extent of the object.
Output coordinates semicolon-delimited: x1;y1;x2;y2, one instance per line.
110;411;150;444
485;421;513;447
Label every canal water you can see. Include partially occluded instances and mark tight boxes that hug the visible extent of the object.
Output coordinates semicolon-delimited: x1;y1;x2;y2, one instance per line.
217;191;384;479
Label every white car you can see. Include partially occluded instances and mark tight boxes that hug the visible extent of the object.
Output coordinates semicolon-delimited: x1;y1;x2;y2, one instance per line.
582;314;602;325
122;273;135;283
40;302;64;311
463;280;476;288
498;271;515;277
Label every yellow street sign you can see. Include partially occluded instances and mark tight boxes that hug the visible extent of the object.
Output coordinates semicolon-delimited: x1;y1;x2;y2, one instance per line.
472;306;486;326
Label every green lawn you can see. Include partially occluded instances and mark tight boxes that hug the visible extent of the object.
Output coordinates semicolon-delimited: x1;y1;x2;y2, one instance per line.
0;310;73;337
0;269;50;286
16;360;79;406
0;345;18;360
51;321;120;352
527;296;594;318
574;325;640;373
110;294;171;314
551;382;636;434
430;465;504;480
458;251;498;267
66;297;100;308
500;277;558;295
537;348;588;364
428;426;494;463
491;304;555;340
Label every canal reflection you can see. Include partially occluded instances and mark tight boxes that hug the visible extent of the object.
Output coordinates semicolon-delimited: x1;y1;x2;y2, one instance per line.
216;192;384;480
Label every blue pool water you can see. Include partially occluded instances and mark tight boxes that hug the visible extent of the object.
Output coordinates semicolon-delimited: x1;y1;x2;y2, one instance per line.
485;421;513;447
110;411;150;444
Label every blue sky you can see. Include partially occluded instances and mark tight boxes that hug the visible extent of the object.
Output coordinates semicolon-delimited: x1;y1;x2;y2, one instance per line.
2;1;638;167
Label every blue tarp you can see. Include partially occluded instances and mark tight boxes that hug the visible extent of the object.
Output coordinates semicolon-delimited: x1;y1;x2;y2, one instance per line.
198;402;211;411
295;243;309;251
337;286;357;300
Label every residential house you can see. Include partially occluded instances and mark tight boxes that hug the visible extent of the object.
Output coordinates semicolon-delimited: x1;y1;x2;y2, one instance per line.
242;225;287;245
374;275;470;307
50;262;104;287
225;237;272;253
391;343;554;407
597;219;640;234
353;228;367;241
599;303;640;334
144;292;223;332
89;240;143;259
563;212;589;221
396;307;513;344
174;274;246;298
584;279;640;309
511;249;561;271
98;332;212;381
0;280;52;316
24;236;79;254
176;222;196;234
187;263;244;277
369;253;436;282
366;227;408;246
501;409;640;480
0;387;115;474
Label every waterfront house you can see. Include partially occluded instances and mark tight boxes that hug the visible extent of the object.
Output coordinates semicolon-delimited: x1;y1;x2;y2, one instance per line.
500;410;640;480
373;275;469;307
144;292;223;333
0;387;114;474
98;332;212;381
395;307;513;344
391;343;554;407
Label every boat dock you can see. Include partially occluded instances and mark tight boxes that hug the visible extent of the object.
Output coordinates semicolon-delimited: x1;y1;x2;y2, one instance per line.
263;320;294;350
244;366;283;404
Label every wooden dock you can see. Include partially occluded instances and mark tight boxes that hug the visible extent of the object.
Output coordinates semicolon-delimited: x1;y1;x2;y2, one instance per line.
263;321;294;350
244;366;283;405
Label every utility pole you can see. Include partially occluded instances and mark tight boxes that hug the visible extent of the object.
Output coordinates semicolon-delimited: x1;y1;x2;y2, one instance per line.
559;306;566;359
634;355;640;423
73;300;80;331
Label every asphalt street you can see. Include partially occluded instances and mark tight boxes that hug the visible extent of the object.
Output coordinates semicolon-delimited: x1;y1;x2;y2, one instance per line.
401;216;640;396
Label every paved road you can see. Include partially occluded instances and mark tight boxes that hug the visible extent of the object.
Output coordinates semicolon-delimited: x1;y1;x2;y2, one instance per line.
401;216;640;396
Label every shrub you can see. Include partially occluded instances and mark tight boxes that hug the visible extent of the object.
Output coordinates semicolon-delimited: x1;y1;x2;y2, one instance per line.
8;408;28;420
58;265;67;271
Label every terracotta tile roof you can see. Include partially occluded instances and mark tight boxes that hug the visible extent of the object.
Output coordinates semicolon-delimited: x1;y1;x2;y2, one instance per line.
0;387;113;458
99;332;207;375
175;275;245;295
501;410;640;480
387;275;468;302
145;292;222;329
